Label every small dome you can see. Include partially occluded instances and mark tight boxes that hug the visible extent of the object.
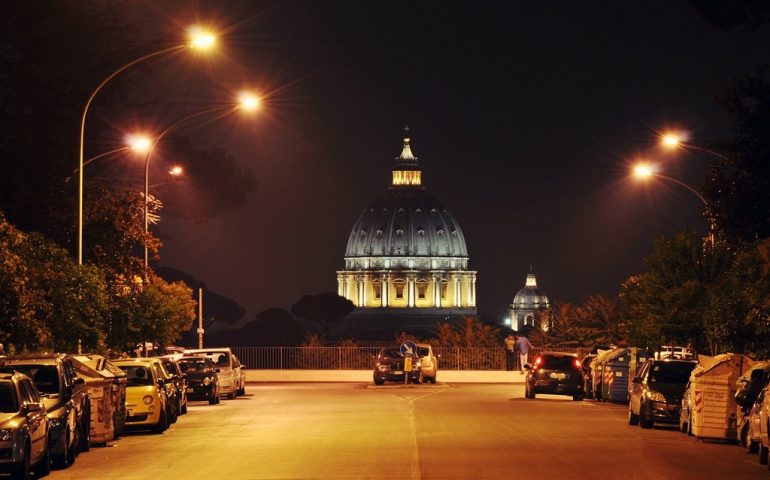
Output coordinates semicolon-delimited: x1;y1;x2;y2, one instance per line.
512;273;550;311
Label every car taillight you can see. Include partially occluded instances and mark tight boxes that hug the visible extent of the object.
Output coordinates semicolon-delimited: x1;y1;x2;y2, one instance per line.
534;356;542;366
575;359;581;369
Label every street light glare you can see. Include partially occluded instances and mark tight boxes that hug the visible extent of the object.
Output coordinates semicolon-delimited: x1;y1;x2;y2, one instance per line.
238;92;261;112
633;163;654;179
169;165;184;176
129;135;152;154
661;132;685;149
188;26;216;50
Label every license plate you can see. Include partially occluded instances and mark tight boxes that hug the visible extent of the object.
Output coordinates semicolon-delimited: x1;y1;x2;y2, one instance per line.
550;373;567;380
393;371;403;375
186;388;194;393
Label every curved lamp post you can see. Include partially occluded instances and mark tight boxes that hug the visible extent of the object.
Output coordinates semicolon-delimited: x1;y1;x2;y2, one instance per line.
141;92;261;272
77;27;217;264
632;163;715;246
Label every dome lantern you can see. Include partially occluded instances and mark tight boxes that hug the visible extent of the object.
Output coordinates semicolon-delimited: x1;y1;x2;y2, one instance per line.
392;126;422;187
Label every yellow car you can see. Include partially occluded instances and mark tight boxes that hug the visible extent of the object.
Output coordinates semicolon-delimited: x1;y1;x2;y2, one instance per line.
113;359;171;433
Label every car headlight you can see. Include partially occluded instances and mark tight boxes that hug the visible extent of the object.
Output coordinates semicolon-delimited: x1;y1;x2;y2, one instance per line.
0;429;13;442
647;390;667;403
142;395;154;405
203;377;211;386
49;418;65;430
413;360;422;370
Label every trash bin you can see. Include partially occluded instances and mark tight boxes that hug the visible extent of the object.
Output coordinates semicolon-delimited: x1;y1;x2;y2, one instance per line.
591;349;616;402
688;353;754;440
69;354;127;445
603;347;651;403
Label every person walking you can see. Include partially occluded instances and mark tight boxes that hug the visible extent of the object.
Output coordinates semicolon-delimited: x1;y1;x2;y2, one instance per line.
504;334;516;371
516;334;533;372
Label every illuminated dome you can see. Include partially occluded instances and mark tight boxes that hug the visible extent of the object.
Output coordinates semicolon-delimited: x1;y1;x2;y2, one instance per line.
337;128;477;317
510;269;551;331
344;189;469;264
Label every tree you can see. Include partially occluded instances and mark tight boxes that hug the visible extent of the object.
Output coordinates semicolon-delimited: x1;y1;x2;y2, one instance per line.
620;231;770;355
703;68;770;243
290;293;355;336
429;316;500;348
241;308;301;346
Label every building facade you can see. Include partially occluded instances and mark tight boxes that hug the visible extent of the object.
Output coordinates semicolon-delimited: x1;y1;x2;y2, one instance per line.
335;128;477;339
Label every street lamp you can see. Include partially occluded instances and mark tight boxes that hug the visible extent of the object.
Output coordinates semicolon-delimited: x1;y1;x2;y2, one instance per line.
659;131;730;162
77;26;217;264
632;162;715;246
140;92;261;272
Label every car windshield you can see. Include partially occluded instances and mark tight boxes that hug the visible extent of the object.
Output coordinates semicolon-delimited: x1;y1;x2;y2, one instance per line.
541;356;577;370
119;366;154;386
0;383;18;413
161;361;178;375
381;348;402;358
416;347;430;357
9;365;60;396
649;362;696;384
178;358;212;372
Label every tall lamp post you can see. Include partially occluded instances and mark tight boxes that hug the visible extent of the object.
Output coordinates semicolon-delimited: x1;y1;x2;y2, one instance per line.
77;27;217;265
632;163;715;246
141;92;261;272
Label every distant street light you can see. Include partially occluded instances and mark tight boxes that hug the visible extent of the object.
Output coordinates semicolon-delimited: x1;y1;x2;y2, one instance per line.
140;92;261;272
77;26;218;265
632;162;715;246
659;131;730;162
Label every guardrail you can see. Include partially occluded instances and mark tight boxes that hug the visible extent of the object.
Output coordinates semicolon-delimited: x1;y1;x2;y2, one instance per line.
231;346;589;371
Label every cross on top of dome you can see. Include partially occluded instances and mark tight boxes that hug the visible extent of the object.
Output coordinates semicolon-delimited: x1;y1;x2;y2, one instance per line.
392;126;422;187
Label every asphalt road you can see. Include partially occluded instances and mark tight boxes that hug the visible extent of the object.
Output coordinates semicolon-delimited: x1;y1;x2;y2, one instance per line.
39;383;764;480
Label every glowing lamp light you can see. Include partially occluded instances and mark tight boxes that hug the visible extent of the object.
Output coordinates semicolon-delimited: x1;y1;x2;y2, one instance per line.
129;135;152;154
633;163;655;179
503;318;512;326
169;165;183;176
237;92;261;112
188;26;216;50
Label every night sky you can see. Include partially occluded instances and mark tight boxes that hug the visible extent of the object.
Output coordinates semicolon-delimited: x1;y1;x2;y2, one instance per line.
108;2;770;324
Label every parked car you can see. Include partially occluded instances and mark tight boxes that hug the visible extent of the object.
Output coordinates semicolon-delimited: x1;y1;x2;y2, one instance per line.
735;362;770;449
232;354;246;396
185;348;239;399
177;356;220;404
113;358;172;433
373;347;424;385
160;356;188;416
754;380;770;465
628;359;696;429
580;354;597;399
415;343;438;384
0;371;51;479
1;353;89;468
524;352;584;401
744;381;767;460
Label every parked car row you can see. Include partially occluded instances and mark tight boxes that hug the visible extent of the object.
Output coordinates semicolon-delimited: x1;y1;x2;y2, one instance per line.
579;349;770;475
0;346;245;479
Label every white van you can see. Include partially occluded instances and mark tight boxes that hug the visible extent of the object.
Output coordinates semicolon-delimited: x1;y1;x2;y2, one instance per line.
184;348;239;399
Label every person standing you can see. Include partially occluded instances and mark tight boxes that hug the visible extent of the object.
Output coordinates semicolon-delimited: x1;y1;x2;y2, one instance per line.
516;334;533;372
504;334;516;371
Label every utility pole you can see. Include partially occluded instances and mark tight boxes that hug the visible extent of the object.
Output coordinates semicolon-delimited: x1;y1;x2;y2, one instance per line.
197;288;204;349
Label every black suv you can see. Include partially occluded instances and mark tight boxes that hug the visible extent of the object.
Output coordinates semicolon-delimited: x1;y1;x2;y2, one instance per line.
1;353;90;468
178;356;220;404
160;356;188;416
373;347;424;385
628;359;696;428
524;353;584;401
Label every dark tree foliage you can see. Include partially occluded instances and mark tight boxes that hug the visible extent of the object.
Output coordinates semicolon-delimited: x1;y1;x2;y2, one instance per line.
235;308;301;347
691;0;770;31
703;68;770;244
291;293;355;336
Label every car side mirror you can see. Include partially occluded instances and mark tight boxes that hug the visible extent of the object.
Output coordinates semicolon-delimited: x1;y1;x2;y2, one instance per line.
25;402;43;413
74;377;86;386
